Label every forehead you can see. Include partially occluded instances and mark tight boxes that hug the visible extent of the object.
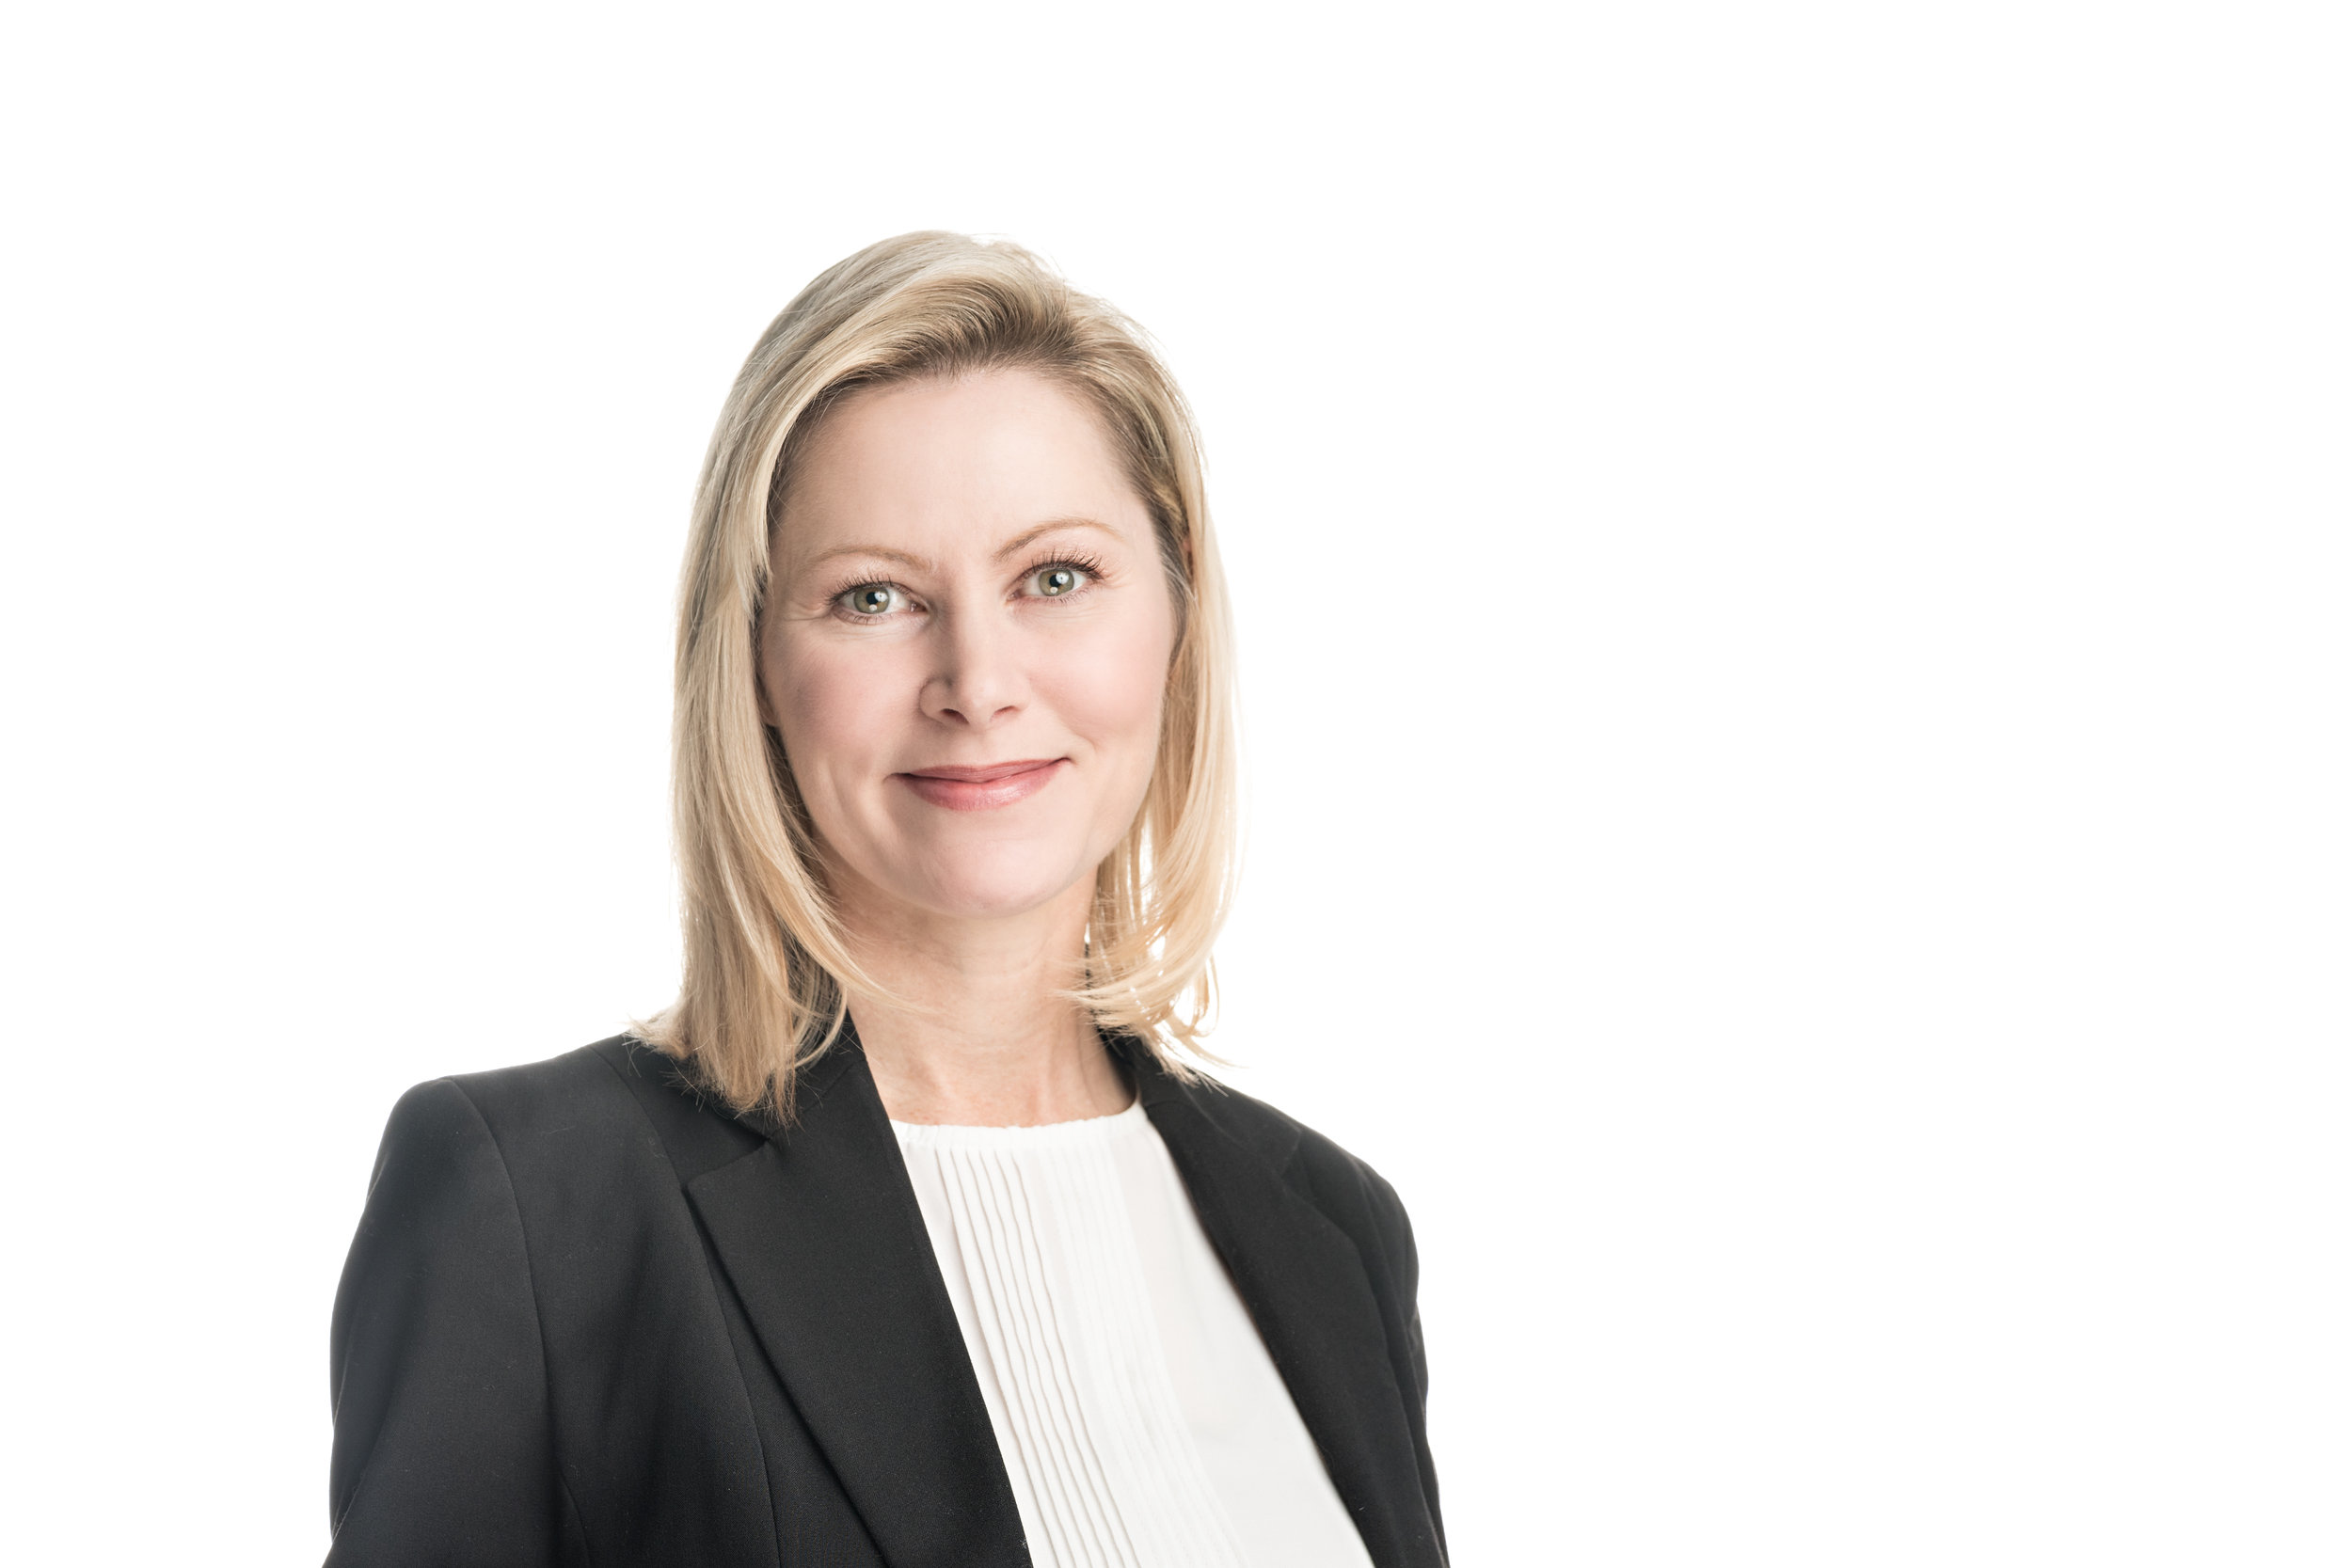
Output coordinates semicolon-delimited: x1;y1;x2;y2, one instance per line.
777;369;1146;561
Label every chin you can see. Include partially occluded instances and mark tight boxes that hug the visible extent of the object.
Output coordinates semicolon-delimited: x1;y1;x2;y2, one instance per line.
890;839;1098;923
907;869;1087;923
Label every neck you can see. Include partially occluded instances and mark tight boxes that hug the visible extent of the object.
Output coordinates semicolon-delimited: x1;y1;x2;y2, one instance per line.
837;876;1130;1127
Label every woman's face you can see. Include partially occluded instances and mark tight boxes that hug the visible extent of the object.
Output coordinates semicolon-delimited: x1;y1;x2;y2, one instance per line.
759;369;1180;929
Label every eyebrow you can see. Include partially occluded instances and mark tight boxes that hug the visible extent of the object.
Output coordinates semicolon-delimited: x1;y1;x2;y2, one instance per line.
991;516;1121;562
801;517;1123;576
803;542;936;573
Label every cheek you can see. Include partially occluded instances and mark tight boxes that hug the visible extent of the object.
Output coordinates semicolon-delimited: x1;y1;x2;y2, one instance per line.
766;633;901;793
1049;605;1177;760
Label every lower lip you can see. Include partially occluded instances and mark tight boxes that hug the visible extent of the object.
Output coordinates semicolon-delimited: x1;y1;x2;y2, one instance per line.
898;760;1066;813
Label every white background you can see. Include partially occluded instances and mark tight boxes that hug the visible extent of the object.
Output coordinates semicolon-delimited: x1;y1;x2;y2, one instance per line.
3;3;2345;1562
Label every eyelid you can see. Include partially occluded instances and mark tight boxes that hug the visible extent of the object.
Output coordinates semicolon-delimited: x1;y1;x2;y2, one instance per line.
827;575;917;619
1018;550;1107;590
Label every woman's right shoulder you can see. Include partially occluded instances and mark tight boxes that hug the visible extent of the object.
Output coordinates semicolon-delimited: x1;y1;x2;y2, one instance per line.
368;1035;763;1199
332;1037;755;1555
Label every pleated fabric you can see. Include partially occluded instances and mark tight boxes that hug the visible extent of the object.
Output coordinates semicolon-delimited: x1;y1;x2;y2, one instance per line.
893;1102;1375;1568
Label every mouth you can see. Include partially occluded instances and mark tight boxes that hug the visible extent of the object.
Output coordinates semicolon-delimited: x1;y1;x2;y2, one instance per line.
895;757;1067;813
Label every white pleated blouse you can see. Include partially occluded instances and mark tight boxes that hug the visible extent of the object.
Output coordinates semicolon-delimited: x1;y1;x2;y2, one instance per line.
892;1100;1375;1568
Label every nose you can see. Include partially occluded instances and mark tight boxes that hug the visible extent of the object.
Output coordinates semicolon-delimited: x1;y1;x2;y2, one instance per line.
919;608;1025;730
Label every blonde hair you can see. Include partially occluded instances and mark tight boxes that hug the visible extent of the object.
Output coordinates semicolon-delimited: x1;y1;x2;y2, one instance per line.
637;233;1239;1120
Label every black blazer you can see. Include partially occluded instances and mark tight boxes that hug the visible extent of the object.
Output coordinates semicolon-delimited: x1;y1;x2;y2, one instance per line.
327;1034;1445;1566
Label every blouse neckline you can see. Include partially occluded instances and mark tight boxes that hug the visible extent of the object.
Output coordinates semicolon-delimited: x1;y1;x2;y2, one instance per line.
888;1096;1147;1149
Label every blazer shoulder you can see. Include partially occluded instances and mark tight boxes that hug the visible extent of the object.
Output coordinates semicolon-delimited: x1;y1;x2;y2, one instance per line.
388;1036;761;1198
432;1037;639;1132
1168;1069;1418;1258
1289;1114;1419;1275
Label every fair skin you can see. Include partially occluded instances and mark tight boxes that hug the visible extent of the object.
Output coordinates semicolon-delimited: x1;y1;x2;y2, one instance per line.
757;368;1180;1127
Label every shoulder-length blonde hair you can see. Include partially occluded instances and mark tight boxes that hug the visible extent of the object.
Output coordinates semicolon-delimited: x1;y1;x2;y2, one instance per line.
637;232;1238;1120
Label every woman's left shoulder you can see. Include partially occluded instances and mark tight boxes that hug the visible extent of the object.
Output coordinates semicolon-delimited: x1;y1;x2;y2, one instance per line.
1150;1068;1422;1268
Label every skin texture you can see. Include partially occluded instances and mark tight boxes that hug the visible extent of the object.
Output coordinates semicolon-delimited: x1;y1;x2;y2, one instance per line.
758;369;1178;1126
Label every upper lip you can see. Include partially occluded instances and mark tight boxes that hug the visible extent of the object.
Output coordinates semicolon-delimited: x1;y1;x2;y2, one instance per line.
899;758;1063;783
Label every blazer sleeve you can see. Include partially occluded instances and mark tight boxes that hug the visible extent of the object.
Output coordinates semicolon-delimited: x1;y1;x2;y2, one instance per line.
1362;1165;1429;1411
1342;1152;1444;1552
327;1078;582;1566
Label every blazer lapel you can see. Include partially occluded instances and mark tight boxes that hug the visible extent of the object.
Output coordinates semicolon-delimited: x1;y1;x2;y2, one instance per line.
684;1043;1029;1568
1137;1068;1447;1568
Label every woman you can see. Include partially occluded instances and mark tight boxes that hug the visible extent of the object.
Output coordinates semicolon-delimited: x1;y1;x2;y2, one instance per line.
327;233;1444;1568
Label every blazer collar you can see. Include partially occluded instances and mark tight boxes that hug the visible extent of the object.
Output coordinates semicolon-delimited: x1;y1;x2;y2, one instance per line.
683;1037;1030;1568
682;1034;1439;1568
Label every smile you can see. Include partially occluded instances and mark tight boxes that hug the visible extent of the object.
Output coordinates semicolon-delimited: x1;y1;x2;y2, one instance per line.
896;758;1067;813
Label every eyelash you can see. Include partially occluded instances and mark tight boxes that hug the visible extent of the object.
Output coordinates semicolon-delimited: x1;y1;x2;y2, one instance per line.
826;552;1107;621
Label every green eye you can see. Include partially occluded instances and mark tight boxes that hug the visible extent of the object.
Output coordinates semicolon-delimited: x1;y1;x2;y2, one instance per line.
845;584;897;616
1036;567;1079;597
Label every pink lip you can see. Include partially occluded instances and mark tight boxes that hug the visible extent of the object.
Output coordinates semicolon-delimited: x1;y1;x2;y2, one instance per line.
897;757;1066;812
